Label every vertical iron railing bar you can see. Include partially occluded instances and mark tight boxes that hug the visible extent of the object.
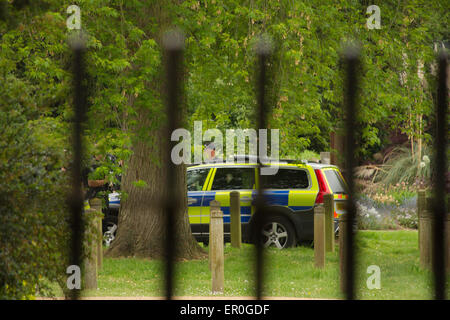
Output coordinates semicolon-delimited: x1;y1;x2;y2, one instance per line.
254;40;271;300
342;46;360;300
162;31;184;300
68;39;87;300
432;51;448;300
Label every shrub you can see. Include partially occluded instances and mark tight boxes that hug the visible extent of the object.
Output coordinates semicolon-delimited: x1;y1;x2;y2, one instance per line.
376;146;432;188
0;76;73;299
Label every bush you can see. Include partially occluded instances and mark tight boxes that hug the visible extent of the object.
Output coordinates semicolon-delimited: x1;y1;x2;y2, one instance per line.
0;76;72;299
376;146;432;188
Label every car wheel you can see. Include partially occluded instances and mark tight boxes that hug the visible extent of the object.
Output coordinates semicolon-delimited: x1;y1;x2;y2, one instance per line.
103;222;117;247
261;216;296;249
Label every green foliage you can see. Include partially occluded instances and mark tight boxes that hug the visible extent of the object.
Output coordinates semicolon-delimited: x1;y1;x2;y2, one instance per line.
132;179;148;188
297;150;321;161
0;75;72;299
376;146;432;187
173;0;448;160
0;0;448;298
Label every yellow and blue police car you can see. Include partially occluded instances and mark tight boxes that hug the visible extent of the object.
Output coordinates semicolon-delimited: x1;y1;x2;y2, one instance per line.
186;159;348;249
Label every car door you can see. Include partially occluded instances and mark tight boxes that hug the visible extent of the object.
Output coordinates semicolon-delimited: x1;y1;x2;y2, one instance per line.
186;167;212;238
261;166;318;240
262;166;317;210
201;166;256;239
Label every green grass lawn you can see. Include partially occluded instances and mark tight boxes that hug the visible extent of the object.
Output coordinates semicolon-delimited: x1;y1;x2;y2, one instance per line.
52;230;450;299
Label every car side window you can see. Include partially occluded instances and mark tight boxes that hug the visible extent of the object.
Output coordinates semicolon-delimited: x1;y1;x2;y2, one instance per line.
187;168;210;191
211;168;255;190
265;169;309;189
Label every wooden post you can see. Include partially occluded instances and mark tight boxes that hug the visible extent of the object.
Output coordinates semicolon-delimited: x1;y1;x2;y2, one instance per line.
90;198;103;270
230;191;242;248
445;213;450;273
417;190;426;249
330;130;345;168
323;193;335;252
447;195;450;273
320;152;330;164
83;208;98;290
209;200;221;270
314;204;326;268
419;196;432;269
330;131;337;165
209;200;224;294
339;213;349;293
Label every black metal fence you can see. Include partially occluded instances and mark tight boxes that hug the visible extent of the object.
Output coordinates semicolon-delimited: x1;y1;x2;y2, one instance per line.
67;33;447;300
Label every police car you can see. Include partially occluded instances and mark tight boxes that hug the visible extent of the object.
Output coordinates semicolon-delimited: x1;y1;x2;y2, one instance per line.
187;159;348;249
103;159;348;249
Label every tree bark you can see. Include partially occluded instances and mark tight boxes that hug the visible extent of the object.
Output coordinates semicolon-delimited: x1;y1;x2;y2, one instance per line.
106;1;205;260
107;114;205;260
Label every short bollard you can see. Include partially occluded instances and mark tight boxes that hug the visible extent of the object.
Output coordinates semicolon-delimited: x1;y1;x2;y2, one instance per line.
419;197;432;269
90;198;103;270
445;213;450;273
339;213;349;293
230;191;242;248
417;190;426;249
83;209;98;290
323;193;335;252
209;200;224;294
314;204;326;268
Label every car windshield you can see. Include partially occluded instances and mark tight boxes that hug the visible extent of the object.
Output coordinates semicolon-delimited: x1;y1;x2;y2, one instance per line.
186;168;210;191
323;169;347;194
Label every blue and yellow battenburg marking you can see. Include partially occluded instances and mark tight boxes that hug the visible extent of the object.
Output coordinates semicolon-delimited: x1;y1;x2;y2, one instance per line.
187;163;320;224
187;189;317;224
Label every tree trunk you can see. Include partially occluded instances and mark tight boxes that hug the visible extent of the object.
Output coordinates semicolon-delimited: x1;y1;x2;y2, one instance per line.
107;116;205;260
107;1;205;260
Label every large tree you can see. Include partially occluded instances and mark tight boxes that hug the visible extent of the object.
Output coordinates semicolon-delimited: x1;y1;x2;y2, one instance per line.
101;1;205;259
0;0;206;261
1;0;448;275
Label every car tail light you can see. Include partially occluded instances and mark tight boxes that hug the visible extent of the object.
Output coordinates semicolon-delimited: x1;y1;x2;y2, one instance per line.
315;169;331;204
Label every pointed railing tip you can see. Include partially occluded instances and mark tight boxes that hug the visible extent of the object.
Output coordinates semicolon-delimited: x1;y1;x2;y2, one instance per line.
162;28;185;51
438;48;448;60
253;33;274;57
68;31;87;51
342;42;361;60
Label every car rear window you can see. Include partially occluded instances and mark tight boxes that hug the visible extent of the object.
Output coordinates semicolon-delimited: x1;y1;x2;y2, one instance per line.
264;169;309;189
323;169;347;193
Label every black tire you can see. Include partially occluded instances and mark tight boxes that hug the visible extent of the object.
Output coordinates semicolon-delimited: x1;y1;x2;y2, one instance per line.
260;215;296;249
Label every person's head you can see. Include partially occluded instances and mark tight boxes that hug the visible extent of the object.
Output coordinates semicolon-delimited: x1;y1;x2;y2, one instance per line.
225;173;233;183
